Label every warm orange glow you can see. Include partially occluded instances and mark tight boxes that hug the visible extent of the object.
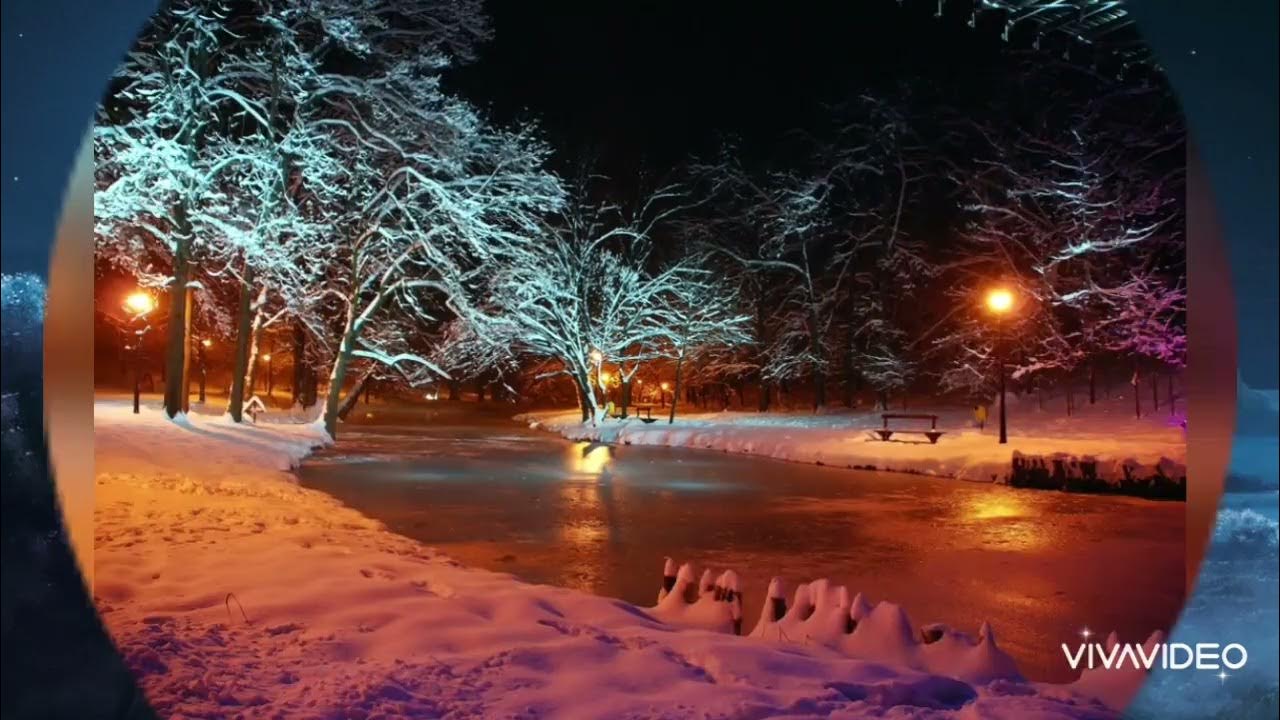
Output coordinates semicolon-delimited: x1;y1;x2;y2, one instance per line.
598;371;611;384
123;291;154;316
261;353;272;362
660;382;670;391
985;287;1015;314
589;349;603;364
201;338;213;348
635;378;642;385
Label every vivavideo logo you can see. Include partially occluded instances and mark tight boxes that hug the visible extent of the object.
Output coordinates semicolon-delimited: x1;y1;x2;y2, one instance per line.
1063;629;1247;677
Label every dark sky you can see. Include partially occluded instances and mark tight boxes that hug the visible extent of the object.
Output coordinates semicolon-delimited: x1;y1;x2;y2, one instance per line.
1;0;1275;385
451;1;1008;174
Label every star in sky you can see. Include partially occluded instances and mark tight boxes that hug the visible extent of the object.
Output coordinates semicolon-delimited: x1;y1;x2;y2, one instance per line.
1216;670;1230;684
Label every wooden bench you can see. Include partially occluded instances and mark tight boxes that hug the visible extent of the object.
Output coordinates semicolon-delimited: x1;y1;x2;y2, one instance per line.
875;413;945;444
609;404;659;423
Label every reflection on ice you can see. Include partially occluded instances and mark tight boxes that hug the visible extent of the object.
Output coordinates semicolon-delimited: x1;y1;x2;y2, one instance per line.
571;441;614;476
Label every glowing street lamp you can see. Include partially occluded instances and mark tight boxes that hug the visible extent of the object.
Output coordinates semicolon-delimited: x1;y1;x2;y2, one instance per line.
123;291;155;414
261;353;274;397
123;291;155;317
984;286;1017;444
195;338;213;403
660;381;671;408
985;288;1015;315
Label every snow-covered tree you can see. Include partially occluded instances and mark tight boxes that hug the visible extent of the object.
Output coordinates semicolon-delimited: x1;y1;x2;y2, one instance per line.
932;74;1184;406
659;258;752;423
695;142;877;411
463;184;703;425
95;1;266;418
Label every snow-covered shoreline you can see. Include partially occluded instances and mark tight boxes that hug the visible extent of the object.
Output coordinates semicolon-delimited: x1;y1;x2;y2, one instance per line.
517;397;1186;491
94;399;1132;718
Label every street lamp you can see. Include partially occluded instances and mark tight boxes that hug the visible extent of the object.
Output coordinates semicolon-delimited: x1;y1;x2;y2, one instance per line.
984;287;1016;444
262;353;274;397
196;338;212;403
122;292;155;414
660;381;670;408
124;291;155;317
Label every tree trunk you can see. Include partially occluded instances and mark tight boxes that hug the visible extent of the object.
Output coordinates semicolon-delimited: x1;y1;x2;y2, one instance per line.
1151;374;1159;411
620;379;631;418
322;303;358;439
812;371;826;412
758;380;771;412
878;390;888;412
244;304;265;396
162;225;193;419
449;380;460;401
668;355;684;424
337;370;372;421
227;267;255;422
476;381;486;402
1088;365;1097;405
1066;383;1073;417
1168;374;1176;415
180;287;193;414
575;369;600;425
292;320;306;405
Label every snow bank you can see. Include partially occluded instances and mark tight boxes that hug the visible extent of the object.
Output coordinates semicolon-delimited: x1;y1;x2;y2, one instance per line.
94;399;1127;718
518;396;1185;489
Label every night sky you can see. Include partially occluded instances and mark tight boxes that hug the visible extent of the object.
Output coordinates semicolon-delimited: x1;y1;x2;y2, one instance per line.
449;2;1008;175
1;0;1276;385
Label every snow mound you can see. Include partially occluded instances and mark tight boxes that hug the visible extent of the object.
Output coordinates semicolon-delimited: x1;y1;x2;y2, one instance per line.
655;560;1022;687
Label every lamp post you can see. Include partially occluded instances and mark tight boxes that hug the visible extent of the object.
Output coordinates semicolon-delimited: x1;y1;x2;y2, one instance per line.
263;353;274;398
123;292;155;414
660;381;670;408
197;338;212;403
984;287;1015;444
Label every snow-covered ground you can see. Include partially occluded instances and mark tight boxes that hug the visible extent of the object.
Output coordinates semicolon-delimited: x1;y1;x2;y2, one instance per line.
518;394;1186;487
95;398;1135;718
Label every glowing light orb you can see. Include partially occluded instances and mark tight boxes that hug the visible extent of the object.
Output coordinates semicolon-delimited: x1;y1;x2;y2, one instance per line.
123;292;154;316
985;287;1015;314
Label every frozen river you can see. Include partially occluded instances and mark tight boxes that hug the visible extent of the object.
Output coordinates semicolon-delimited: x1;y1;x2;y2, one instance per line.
298;408;1185;682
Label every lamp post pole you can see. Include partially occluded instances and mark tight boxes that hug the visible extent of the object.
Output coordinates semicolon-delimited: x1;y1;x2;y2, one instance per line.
198;339;210;404
997;330;1008;445
123;292;155;414
132;334;143;414
984;287;1014;445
